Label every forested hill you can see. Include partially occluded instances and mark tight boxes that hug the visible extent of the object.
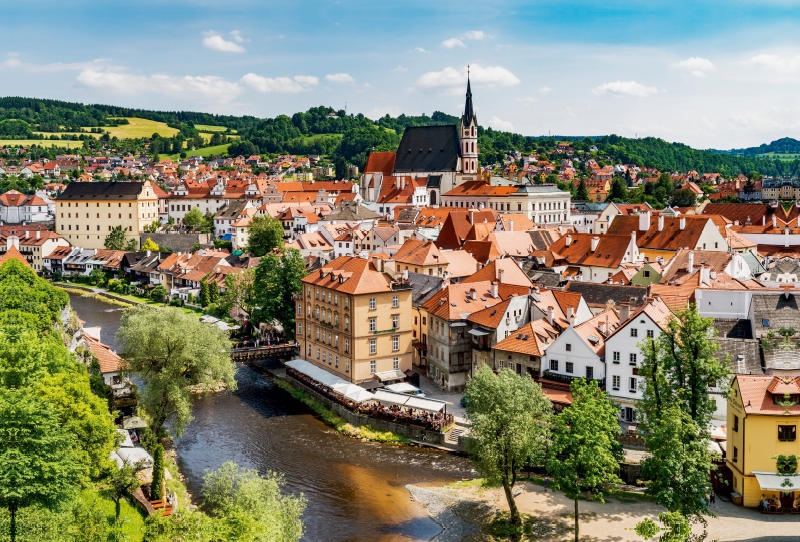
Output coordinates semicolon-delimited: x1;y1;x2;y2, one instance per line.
1;96;799;176
710;137;800;157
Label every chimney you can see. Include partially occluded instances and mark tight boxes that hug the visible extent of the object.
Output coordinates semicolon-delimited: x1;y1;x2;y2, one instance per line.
509;219;514;232
631;230;637;249
773;216;777;228
491;281;498;298
658;215;664;232
567;306;575;326
395;177;400;190
700;264;710;286
402;269;408;281
146;250;151;257
546;306;554;325
470;288;477;300
401;177;406;190
687;251;694;273
469;209;475;224
498;268;505;284
599;320;607;334
638;211;650;231
24;230;28;238
619;302;630;322
710;269;717;280
591;236;599;252
35;230;40;239
762;215;766;226
565;234;572;247
679;217;686;230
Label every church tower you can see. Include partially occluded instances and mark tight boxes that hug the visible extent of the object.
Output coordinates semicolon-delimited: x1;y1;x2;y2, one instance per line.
460;69;479;177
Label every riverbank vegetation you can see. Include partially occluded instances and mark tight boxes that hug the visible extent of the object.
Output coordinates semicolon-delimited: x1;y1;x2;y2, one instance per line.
273;378;410;444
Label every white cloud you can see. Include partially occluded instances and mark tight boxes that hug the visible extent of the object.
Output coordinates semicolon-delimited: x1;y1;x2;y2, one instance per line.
4;53;108;73
77;69;243;102
592;80;658;98
416;64;520;93
750;53;800;73
230;30;249;43
325;72;355;83
441;38;466;49
539;86;553;94
241;73;317;92
488;116;514;131
413;47;428;53
516;96;538;106
461;30;486;40
391;65;408;72
674;57;714;77
202;32;246;53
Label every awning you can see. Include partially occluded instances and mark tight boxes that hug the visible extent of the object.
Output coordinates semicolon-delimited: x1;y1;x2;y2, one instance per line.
752;471;800;491
286;359;353;389
450;322;468;327
122;416;148;430
358;379;384;390
468;328;491;336
372;389;449;412
116;446;154;468
374;370;406;382
117;429;134;448
386;383;419;394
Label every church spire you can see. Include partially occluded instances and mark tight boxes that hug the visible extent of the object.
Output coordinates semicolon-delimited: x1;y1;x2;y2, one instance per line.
462;67;476;126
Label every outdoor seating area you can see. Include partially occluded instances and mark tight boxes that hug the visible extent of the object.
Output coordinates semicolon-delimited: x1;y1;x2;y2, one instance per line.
285;359;454;432
759;495;800;514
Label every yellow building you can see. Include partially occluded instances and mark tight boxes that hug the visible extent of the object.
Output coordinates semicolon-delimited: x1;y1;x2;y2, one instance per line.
297;256;413;384
55;181;160;249
727;375;800;508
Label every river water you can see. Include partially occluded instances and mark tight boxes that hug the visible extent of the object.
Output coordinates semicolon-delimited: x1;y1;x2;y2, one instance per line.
69;293;475;542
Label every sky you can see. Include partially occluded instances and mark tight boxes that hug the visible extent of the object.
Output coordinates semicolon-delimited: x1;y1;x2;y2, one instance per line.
3;0;800;149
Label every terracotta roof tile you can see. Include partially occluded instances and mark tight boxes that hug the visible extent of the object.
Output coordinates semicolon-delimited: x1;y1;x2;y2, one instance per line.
301;256;394;294
737;375;800;416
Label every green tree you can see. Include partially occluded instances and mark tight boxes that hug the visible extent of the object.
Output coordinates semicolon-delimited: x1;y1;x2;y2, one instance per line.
199;281;210;307
334;155;347;179
221;269;256;318
608;177;628;202
251;248;306;339
149;285;168;303
141;238;160;251
201;462;306;542
183;207;204;230
124;238;138;252
207;280;220;305
151;444;165;501
106;461;141;523
547;379;622;542
246;214;285;257
88;267;106;286
464;367;552;526
104;226;127;250
638;306;729;531
115;305;237;437
635;511;692;542
575;179;589;200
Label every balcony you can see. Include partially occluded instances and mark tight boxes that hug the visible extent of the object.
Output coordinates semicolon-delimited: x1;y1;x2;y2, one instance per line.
542;370;605;389
373;328;397;335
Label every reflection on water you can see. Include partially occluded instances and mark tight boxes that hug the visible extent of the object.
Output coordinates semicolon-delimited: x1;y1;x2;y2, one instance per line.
67;293;475;542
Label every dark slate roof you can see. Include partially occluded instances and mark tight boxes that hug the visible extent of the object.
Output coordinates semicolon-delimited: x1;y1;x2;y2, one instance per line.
57;181;147;200
750;292;800;338
214;199;249;220
426;175;442;189
393;126;461;173
325;201;381;221
713;318;753;339
527;230;561;251
396;208;420;224
713;338;762;375
462;78;476;127
405;272;444;307
563;282;648;308
526;270;563;289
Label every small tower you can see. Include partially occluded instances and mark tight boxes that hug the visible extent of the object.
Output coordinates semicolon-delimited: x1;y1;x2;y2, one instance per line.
460;68;479;176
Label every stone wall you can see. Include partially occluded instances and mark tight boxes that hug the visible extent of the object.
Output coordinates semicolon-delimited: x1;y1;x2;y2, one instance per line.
286;376;447;445
139;233;211;253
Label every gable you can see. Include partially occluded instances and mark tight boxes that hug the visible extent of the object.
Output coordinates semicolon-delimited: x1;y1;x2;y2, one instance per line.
393;126;461;173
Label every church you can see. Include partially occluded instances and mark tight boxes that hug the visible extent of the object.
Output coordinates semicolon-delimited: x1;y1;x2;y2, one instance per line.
361;75;482;209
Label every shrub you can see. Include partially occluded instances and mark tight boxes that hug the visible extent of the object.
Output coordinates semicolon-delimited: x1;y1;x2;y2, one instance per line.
149;285;168;303
169;297;184;307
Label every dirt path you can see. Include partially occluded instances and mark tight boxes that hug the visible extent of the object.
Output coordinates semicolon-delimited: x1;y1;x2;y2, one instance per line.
416;480;800;541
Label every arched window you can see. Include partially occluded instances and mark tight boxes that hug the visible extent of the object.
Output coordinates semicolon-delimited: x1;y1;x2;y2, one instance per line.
334;312;339;326
315;305;320;319
430;191;437;205
471;126;475;136
471;142;475;153
307;303;312;317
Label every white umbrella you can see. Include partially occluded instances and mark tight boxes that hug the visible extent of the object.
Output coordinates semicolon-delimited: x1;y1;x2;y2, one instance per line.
122;416;148;430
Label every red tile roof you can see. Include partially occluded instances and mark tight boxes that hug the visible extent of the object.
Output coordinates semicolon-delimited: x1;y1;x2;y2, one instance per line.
737;375;800;416
301;256;394;294
364;152;396;176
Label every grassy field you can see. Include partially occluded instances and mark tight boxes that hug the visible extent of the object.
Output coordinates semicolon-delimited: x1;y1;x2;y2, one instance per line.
165;143;231;161
758;152;800;161
300;133;343;143
81;488;146;541
105;117;180;139
0;139;79;148
196;124;235;133
34;131;98;139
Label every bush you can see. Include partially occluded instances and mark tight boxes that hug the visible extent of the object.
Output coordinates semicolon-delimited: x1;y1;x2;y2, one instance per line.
169;297;184;307
149;285;168;303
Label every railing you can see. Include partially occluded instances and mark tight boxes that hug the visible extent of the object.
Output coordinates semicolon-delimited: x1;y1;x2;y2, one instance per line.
542;370;605;388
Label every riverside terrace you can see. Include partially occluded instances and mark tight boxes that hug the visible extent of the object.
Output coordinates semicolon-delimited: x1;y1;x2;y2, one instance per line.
285;363;454;432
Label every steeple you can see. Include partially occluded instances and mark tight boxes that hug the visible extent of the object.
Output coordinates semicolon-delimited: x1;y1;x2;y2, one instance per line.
462;68;477;127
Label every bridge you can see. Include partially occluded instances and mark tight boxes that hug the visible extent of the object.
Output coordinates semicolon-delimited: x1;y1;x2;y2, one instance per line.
230;343;299;362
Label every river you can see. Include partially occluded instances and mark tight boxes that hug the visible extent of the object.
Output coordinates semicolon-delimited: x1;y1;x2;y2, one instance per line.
69;293;475;542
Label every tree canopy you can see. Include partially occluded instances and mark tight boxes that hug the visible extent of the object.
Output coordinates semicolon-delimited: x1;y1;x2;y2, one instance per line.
251;248;306;338
246;214;284;257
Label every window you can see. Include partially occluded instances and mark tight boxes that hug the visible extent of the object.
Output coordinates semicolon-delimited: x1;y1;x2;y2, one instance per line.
316;348;320;359
566;362;574;374
369;318;376;332
344;339;349;353
369;297;376;310
630;353;637;365
630;328;638;337
392;315;399;329
345;360;350;372
392;336;399;351
732;446;738;463
646;329;654;338
550;359;558;371
586;366;594;380
643;270;650;278
612;375;620;390
307;287;311;297
370;360;376;373
345;317;349;331
629;377;637;392
345;297;349;309
334;294;338;305
613;351;620;363
369;339;377;355
733;415;739;432
297;304;302;315
334;313;339;326
316;328;320;340
315;289;319;300
392;295;398;308
335;335;339;347
422;316;426;325
566;343;572;352
779;425;797;441
297;323;302;336
393;358;399;370
335;356;339;368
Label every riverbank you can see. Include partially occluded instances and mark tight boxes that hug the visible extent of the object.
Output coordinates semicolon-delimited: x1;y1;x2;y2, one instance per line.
55;282;202;316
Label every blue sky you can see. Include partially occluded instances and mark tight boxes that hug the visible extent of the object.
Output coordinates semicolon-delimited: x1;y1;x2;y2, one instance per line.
3;1;800;148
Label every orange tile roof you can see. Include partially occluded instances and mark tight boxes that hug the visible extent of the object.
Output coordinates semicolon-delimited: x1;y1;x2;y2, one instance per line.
0;246;30;267
462;258;533;287
573;309;620;355
499;214;534;232
423;281;529;321
467;298;513;328
84;333;126;374
441;250;479;278
301;256;394;294
364;152;396;176
393;239;445;266
737;375;800;416
548;233;633;268
442;180;518;198
462;240;502;264
607;215;720;252
492;318;561;356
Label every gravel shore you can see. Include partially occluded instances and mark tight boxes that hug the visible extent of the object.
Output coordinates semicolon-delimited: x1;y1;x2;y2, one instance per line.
406;485;495;542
